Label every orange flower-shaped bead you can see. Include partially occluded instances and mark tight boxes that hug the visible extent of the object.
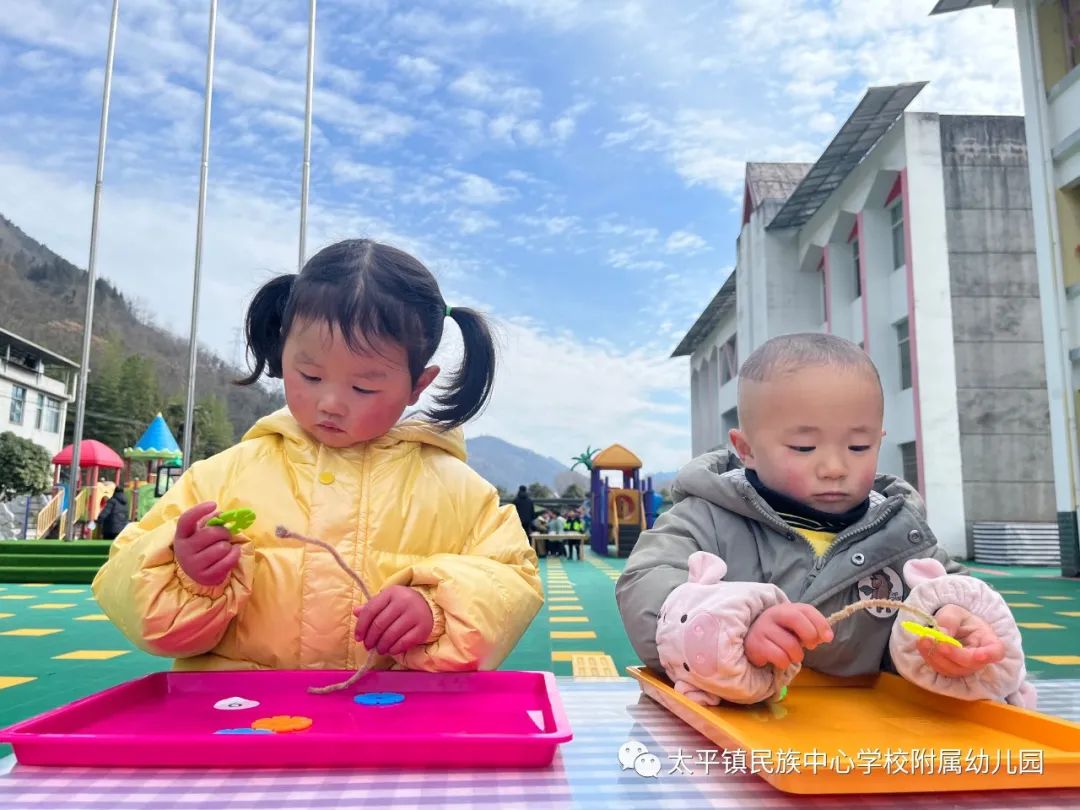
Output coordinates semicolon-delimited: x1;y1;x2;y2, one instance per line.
251;715;313;733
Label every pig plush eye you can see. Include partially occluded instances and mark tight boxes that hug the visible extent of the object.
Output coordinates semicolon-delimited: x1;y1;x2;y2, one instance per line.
683;662;690;672
680;614;688;623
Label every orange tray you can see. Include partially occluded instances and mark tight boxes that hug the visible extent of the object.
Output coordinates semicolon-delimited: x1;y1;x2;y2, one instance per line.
628;666;1080;795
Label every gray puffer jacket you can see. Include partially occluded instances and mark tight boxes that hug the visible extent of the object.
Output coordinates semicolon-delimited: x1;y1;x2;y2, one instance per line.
616;450;1033;707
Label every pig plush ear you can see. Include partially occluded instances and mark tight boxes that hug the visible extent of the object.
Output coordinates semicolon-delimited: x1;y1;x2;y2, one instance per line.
687;551;728;585
903;557;947;588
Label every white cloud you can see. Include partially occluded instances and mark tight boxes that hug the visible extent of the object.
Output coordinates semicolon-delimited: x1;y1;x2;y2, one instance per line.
332;160;396;191
448;67;542;113
450;171;512;206
607;249;665;272
395;54;442;91
430;316;692;471
450;209;498;234
665;230;707;255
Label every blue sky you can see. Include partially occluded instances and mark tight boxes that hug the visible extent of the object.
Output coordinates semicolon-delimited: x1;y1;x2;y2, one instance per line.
0;0;1022;471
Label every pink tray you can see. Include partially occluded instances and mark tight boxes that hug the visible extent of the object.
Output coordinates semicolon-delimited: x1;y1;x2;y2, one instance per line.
0;670;572;769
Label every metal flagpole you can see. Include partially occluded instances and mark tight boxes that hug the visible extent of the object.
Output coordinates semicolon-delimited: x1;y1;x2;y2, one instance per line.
182;0;219;470
66;0;121;540
299;0;316;271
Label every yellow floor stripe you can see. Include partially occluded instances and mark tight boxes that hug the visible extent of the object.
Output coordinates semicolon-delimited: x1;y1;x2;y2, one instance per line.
53;650;130;661
75;614;110;621
550;631;597;639
550;616;589;623
1017;623;1065;629
1040;596;1073;601
548;596;579;602
1029;655;1080;666
21;584;50;588
571;653;618;677
552;650;604;662
30;603;77;610
0;595;35;600
1;628;63;637
0;613;13;619
1006;603;1041;608
0;676;36;690
1056;611;1080;617
549;605;583;611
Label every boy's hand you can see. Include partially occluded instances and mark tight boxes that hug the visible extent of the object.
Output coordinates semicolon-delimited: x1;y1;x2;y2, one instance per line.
173;502;242;587
353;586;434;656
917;604;1005;677
745;603;834;670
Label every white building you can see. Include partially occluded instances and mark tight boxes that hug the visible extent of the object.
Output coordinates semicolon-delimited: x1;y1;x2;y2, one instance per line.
930;0;1080;574
674;85;1054;559
0;328;78;456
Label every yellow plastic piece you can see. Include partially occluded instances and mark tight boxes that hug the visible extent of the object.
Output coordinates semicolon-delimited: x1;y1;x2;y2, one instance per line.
900;620;963;648
628;665;1080;794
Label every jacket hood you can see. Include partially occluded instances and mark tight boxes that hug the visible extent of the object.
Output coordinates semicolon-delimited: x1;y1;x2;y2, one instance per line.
671;448;923;521
241;408;467;462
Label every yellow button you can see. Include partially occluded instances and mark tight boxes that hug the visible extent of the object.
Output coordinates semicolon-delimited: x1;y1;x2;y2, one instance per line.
318;471;335;485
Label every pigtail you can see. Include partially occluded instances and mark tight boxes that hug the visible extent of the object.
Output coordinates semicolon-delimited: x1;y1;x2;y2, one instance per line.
425;306;497;429
235;274;296;385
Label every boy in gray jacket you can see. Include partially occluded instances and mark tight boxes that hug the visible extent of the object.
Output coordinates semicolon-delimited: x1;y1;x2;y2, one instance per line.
616;333;1034;708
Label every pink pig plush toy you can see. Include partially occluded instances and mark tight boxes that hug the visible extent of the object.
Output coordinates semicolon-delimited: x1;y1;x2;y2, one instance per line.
889;557;1036;709
655;551;797;706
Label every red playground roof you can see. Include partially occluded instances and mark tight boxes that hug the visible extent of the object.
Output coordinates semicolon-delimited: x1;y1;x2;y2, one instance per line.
51;439;124;469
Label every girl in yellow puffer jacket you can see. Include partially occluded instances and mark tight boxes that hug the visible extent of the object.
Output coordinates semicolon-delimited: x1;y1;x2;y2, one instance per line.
92;239;543;673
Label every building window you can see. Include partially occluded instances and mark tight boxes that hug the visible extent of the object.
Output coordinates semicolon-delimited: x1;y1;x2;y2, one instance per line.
719;335;738;385
34;392;44;429
44;397;61;433
852;239;861;298
1066;0;1080;70
896;318;912;390
9;385;26;425
899;441;919;492
890;202;905;270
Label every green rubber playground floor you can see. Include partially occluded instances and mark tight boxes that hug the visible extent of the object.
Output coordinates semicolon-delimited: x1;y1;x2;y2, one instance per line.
2;553;1078;758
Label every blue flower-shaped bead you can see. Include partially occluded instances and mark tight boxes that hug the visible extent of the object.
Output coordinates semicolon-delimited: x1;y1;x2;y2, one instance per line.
214;727;275;734
354;692;405;706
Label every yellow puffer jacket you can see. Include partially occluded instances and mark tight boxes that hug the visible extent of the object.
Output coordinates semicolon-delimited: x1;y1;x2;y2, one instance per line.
92;409;543;672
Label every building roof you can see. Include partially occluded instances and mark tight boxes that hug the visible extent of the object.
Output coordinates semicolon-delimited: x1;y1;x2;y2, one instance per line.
929;0;996;14
592;443;642;471
745;162;813;211
767;82;927;231
0;326;79;369
670;271;736;358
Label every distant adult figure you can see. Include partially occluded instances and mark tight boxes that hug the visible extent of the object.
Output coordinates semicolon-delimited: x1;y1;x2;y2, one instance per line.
512;485;534;535
97;489;130;541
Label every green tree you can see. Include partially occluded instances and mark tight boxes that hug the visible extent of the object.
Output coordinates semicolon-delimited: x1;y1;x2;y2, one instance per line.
164;394;235;462
0;432;52;500
560;483;585;500
527;482;553;499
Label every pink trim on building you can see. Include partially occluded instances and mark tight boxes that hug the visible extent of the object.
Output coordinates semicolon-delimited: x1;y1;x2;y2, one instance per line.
885;175;903;206
900;168;925;495
821;248;831;333
847;223;858;243
856;212;870;352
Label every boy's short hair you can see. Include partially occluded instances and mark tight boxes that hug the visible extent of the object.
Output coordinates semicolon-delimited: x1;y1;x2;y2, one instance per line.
738;332;882;392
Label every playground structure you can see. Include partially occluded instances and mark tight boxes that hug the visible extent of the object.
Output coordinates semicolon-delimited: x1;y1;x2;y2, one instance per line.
37;440;123;539
123;413;183;521
587;444;658;557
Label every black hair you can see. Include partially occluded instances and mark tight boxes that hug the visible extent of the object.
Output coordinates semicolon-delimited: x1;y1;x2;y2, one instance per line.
237;238;496;430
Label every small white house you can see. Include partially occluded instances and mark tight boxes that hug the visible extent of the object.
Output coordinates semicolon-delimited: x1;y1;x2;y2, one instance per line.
1;327;78;457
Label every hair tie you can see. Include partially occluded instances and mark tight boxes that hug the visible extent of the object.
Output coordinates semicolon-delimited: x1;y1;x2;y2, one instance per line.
445;305;453;317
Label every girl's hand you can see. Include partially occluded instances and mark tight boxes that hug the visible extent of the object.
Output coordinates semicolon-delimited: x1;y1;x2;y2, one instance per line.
745;603;833;670
917;604;1005;677
353;585;435;656
173;502;242;587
